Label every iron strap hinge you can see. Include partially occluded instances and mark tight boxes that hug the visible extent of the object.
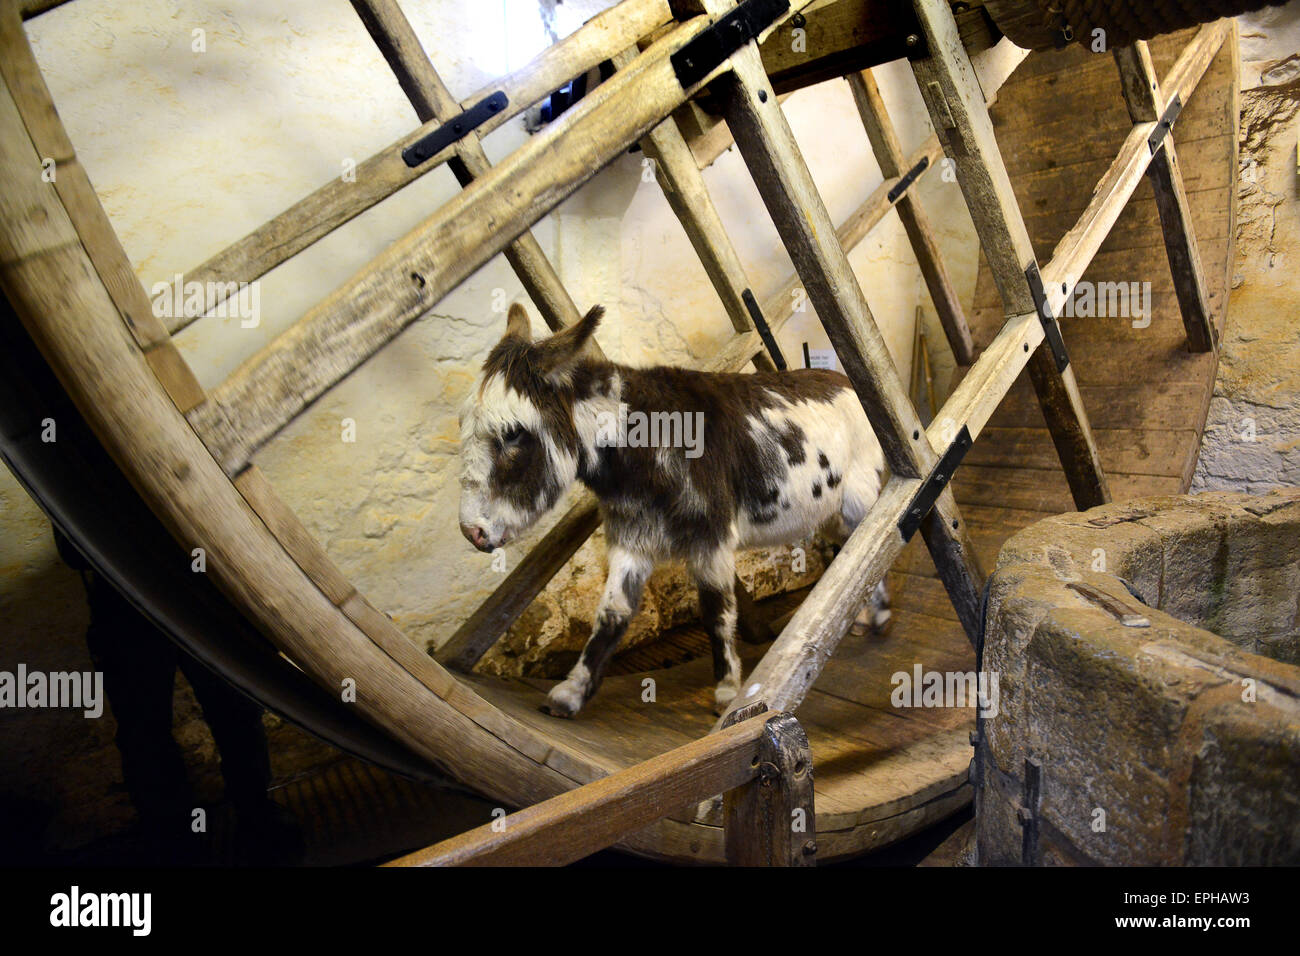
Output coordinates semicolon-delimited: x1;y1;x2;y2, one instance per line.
671;0;789;89
741;288;786;370
898;425;972;542
887;155;930;204
1148;93;1183;154
1025;261;1070;373
402;91;508;168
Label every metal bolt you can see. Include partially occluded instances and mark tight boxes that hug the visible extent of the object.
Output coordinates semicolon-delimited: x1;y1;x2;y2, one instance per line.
802;840;818;856
905;34;920;47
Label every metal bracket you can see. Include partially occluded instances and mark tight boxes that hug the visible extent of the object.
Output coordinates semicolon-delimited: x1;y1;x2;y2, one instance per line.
898;425;972;542
1024;261;1070;373
402;91;508;168
887;155;930;204
1148;93;1183;154
1018;756;1042;865
671;0;789;89
742;288;787;370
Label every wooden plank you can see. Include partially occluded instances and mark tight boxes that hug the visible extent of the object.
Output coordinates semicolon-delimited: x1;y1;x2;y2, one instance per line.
620;46;775;372
848;69;974;365
909;0;1110;512
967;426;1198;478
171;0;674;330
1113;40;1216;353
724;713;816;865
385;712;774;866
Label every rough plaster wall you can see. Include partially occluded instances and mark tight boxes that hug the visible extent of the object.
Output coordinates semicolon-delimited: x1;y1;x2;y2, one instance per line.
1;1;980;683
1193;6;1300;493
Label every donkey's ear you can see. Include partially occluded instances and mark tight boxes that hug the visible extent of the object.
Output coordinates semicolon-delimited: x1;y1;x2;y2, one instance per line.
505;302;532;343
536;305;604;382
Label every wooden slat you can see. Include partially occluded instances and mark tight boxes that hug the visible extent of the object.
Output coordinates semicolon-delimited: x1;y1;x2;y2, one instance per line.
618;47;775;372
909;0;1111;512
170;0;674;331
847;69;974;365
385;711;779;866
1113;39;1216;353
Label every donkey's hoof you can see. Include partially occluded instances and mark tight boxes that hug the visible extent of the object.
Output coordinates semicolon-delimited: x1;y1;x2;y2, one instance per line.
542;680;585;719
712;683;739;717
870;607;893;635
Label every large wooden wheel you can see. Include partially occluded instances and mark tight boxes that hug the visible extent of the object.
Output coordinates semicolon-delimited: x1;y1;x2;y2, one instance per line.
0;0;1238;862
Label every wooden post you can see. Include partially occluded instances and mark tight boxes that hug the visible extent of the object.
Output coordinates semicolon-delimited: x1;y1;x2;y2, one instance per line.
909;0;1111;511
847;69;975;366
1113;39;1216;353
724;713;816;866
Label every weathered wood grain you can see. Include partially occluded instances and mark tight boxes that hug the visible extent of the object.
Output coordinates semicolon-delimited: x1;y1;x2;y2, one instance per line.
171;0;673;331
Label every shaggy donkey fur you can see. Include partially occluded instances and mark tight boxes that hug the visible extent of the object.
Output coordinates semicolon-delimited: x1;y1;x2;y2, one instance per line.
458;304;888;718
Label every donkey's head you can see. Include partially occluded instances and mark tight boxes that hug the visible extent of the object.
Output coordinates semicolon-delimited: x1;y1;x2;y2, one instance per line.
458;303;604;552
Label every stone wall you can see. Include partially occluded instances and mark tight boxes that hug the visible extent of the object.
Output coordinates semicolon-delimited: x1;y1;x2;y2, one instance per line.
977;491;1300;866
1192;3;1300;492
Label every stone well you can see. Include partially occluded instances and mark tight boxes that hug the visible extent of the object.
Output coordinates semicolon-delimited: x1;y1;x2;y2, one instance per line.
975;490;1300;865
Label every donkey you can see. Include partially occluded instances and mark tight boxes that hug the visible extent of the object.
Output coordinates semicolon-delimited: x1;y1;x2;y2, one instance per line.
458;303;888;718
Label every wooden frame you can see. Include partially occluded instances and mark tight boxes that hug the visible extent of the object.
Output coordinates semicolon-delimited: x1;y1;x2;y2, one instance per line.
388;710;815;866
0;0;1236;863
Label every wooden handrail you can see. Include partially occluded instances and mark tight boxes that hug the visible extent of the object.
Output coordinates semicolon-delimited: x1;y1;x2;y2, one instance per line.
386;711;815;867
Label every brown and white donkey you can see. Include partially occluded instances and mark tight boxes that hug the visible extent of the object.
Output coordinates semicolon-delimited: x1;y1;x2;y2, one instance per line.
458;304;888;718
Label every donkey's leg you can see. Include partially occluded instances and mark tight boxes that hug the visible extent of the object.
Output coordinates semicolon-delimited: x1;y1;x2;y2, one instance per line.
543;546;653;719
689;548;742;715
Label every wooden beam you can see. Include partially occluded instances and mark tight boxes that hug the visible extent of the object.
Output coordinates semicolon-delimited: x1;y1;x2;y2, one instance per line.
186;15;734;475
909;0;1111;511
702;22;985;709
847;68;975;365
755;0;999;96
0;8;205;411
616;47;776;371
170;0;674;332
349;0;588;339
724;712;816;866
1113;38;1216;353
385;711;802;866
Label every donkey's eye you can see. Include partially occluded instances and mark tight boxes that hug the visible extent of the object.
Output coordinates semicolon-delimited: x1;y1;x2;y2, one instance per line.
501;424;525;446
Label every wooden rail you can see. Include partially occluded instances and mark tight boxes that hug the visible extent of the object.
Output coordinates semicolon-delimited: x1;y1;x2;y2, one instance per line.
387;710;815;866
